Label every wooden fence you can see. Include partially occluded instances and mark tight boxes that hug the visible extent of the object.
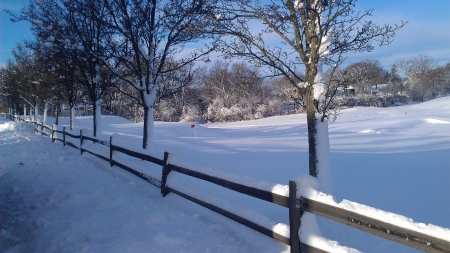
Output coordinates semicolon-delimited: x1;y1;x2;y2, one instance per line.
11;115;449;253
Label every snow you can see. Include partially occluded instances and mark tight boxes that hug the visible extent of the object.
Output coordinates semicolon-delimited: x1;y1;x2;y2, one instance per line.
313;82;327;102
294;175;450;243
32;19;43;26
294;0;304;9
139;45;150;61
237;43;246;54
143;91;157;149
1;96;450;252
44;42;53;48
315;118;332;194
94;99;103;136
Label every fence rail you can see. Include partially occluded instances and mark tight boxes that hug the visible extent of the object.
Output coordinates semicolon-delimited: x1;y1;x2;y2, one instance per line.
11;115;450;253
166;163;289;207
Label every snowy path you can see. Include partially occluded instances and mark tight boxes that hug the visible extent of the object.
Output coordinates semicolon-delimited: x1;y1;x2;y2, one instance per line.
0;120;288;253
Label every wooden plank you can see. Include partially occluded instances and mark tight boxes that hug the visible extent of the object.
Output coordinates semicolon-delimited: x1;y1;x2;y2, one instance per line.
98;139;110;147
66;141;80;149
110;144;164;166
80;130;83;155
54;138;64;143
166;186;291;245
38;130;51;138
110;159;161;188
65;132;80;139
167;164;289;208
82;135;110;147
160;152;170;197
82;135;99;143
41;132;51;138
289;181;302;253
51;125;55;142
80;148;110;162
299;243;329;253
109;136;113;167
300;198;450;253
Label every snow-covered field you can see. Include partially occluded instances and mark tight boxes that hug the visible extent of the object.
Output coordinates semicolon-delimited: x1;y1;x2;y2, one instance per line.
1;96;449;252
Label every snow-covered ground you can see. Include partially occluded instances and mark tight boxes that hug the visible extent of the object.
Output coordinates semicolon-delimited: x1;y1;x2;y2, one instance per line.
1;96;449;252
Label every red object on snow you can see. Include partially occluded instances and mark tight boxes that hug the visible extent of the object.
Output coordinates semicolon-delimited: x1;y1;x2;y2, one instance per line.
190;124;195;128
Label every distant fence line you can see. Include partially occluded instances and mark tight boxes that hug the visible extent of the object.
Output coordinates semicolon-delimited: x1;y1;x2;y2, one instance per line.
6;114;450;253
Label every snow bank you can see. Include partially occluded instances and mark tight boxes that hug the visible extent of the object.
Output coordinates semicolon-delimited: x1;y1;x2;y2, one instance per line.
294;175;450;242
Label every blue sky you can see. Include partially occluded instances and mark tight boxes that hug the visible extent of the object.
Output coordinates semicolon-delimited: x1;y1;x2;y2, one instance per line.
1;0;449;69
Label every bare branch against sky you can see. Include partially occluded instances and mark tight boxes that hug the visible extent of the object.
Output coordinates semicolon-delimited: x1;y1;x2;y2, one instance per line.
1;0;449;69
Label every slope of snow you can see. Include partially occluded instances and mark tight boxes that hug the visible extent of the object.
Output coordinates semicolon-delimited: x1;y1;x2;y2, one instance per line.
1;96;449;252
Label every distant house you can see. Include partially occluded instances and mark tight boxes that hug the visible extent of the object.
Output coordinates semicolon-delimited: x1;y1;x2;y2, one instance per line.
344;86;355;96
371;84;388;95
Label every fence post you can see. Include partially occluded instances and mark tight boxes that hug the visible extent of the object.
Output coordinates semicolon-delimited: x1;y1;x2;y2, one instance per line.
160;152;171;197
51;125;56;142
63;127;66;146
109;136;113;167
289;180;302;253
80;129;83;155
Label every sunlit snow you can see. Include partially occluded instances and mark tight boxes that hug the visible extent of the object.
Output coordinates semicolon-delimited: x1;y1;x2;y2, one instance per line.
1;96;449;253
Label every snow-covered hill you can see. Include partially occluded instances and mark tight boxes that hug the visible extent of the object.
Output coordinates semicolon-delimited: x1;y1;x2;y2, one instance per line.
1;96;449;252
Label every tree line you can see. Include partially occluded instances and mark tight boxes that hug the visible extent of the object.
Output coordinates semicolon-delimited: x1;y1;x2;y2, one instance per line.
152;55;450;123
5;46;447;125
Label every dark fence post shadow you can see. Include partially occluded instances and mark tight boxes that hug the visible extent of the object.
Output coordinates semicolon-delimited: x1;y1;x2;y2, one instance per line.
160;151;171;197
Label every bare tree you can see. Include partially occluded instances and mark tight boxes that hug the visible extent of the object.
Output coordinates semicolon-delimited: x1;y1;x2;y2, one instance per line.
397;54;436;102
386;63;403;95
344;59;386;94
208;0;406;185
99;0;216;149
8;0;112;136
423;62;450;99
3;44;44;121
194;60;265;122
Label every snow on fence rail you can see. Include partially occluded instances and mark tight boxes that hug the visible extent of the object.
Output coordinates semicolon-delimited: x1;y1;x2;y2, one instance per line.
14;116;450;253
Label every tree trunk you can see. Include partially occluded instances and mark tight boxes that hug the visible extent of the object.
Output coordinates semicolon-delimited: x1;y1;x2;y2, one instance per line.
92;100;102;137
306;86;318;178
142;105;154;150
43;101;48;125
35;102;39;121
54;101;59;125
70;106;75;130
315;118;332;194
